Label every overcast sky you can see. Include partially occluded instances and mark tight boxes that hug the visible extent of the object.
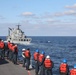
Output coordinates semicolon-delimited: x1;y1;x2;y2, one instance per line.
0;0;76;36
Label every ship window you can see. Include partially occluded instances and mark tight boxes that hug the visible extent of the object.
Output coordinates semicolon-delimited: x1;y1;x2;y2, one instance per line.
24;39;25;41
21;39;23;41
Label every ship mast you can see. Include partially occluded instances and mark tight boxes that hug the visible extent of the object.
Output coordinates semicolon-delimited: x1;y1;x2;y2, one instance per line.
16;25;21;30
8;27;12;36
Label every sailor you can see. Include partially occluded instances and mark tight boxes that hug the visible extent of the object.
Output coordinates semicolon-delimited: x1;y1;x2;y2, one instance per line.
9;42;13;61
0;40;5;59
22;48;26;67
44;55;54;75
6;41;10;59
24;48;31;70
33;49;40;75
70;64;76;75
0;39;2;59
59;59;69;75
12;44;18;64
38;51;45;75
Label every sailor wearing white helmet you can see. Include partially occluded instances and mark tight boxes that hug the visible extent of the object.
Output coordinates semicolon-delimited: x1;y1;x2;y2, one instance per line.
44;55;54;75
46;55;50;59
22;48;26;67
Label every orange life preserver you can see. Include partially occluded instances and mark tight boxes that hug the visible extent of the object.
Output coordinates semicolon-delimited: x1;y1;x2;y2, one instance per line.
9;43;13;51
60;63;67;73
44;59;52;68
0;41;4;49
70;69;76;75
12;45;18;52
33;52;39;61
0;41;1;48
24;50;30;58
38;54;44;62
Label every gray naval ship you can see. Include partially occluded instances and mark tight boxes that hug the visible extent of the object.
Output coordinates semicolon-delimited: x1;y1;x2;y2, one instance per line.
5;25;32;45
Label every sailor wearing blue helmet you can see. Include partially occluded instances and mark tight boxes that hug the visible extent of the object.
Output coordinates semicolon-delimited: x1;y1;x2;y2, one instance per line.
63;59;67;63
38;51;45;75
74;64;76;68
33;49;40;75
41;51;45;55
36;49;39;53
59;59;69;75
70;64;76;75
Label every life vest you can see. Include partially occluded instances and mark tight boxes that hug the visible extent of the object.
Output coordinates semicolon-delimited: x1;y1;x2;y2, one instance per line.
24;50;30;58
38;54;44;62
70;69;76;75
9;43;13;51
12;45;18;52
0;41;1;48
33;52;39;61
60;63;67;73
44;59;52;68
0;41;4;49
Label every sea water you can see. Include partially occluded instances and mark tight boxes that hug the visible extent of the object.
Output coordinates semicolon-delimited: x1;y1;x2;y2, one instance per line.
1;36;76;75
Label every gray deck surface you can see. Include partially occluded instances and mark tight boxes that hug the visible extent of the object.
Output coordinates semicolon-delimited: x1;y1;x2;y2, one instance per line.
0;59;35;75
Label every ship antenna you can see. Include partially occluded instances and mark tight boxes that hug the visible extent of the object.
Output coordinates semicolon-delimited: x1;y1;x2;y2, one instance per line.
16;25;21;30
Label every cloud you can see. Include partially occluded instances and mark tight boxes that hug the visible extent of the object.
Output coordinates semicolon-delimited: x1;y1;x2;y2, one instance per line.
50;10;76;17
63;10;76;15
65;4;76;9
0;15;5;19
53;12;64;17
21;12;35;16
46;19;60;23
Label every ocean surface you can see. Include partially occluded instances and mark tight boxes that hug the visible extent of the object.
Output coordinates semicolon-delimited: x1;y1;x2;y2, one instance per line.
1;36;76;75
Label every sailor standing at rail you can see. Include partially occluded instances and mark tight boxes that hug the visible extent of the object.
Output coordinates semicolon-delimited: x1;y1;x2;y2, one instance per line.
70;64;76;75
6;41;10;59
33;49;40;75
59;59;69;75
0;40;5;59
13;44;18;64
44;55;54;75
38;51;45;75
22;48;26;67
9;42;13;61
24;48;31;70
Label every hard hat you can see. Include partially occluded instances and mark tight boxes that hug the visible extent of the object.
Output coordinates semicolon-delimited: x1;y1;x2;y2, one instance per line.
15;44;17;47
41;51;45;54
74;64;76;68
22;48;25;51
36;49;39;52
1;40;3;41
63;59;67;63
46;55;50;59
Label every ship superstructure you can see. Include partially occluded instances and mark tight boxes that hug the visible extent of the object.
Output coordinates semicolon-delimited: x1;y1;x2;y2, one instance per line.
6;25;32;45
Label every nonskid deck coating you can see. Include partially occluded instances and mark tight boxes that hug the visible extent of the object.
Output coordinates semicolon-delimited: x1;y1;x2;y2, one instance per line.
0;59;35;75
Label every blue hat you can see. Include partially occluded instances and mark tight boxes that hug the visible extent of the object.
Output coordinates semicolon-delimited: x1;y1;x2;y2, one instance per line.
63;59;67;63
41;51;45;54
74;64;76;68
36;49;39;52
